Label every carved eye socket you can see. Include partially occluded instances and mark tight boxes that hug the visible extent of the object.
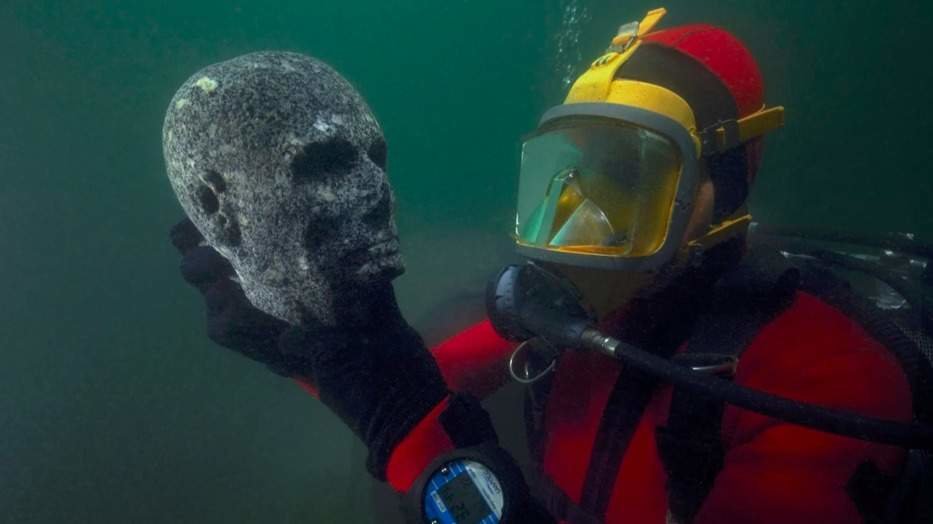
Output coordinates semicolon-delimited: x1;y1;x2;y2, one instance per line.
203;170;227;193
291;137;359;182
367;138;387;170
195;170;226;215
196;184;219;215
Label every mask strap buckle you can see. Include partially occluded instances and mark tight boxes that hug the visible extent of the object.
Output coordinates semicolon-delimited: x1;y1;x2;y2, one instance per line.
700;106;786;156
608;7;668;53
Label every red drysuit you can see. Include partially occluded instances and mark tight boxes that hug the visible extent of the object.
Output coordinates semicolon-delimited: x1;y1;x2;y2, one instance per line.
386;290;912;523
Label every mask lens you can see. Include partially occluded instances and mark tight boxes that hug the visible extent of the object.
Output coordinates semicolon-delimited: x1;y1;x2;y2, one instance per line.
516;120;683;258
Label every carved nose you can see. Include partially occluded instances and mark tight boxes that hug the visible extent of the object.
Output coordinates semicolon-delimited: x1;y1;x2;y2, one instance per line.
361;186;391;228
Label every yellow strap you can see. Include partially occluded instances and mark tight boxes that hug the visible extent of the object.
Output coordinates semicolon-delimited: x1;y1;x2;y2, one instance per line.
576;7;669;102
705;106;785;154
687;213;753;252
737;106;785;142
569;41;642;102
637;8;668;36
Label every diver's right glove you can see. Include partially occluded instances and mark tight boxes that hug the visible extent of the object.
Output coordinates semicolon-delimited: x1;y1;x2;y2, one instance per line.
274;282;471;478
276;283;553;523
172;218;551;522
170;218;294;375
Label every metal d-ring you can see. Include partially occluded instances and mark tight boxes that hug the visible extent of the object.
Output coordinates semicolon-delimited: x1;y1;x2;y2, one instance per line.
508;338;557;384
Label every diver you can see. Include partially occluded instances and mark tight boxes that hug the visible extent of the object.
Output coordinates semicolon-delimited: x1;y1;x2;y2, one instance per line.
167;8;930;524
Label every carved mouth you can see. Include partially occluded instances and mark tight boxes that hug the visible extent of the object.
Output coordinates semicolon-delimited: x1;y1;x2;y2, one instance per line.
342;237;404;282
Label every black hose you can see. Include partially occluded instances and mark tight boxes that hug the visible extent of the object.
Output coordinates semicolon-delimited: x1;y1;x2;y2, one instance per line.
589;332;933;449
804;249;933;339
489;261;933;449
752;224;933;260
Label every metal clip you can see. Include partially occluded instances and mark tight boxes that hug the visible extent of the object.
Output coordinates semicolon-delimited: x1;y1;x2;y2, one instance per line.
508;338;558;384
673;353;739;378
700;119;740;156
608;21;639;53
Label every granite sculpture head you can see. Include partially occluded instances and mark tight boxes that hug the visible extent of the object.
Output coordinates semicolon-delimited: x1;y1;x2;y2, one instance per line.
163;51;402;326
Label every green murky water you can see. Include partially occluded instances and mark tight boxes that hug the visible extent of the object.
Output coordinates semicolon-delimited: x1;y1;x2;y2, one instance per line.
1;1;929;522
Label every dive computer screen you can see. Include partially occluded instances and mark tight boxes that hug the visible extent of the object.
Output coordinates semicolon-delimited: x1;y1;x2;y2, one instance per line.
437;474;488;524
423;459;504;524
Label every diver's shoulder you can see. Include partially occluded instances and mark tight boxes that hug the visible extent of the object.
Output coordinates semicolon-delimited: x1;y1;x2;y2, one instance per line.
743;290;909;384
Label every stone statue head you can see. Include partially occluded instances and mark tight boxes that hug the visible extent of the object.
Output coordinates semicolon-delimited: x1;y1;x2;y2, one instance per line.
163;51;402;326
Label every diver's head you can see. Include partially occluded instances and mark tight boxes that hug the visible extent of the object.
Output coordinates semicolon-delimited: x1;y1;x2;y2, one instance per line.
514;8;784;318
163;51;402;326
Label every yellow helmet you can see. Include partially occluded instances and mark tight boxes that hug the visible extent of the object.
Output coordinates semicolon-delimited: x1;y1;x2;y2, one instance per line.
515;8;784;271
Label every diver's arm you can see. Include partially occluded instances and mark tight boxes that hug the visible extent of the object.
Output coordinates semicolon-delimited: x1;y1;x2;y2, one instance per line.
694;292;912;523
287;318;516;403
295;320;515;493
276;290;552;523
172;219;547;523
431;319;518;399
290;314;517;403
291;318;516;402
175;214;514;401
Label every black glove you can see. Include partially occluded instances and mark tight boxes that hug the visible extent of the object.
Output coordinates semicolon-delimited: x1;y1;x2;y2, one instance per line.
170;218;296;376
171;217;451;474
171;218;547;522
276;282;450;478
278;310;556;523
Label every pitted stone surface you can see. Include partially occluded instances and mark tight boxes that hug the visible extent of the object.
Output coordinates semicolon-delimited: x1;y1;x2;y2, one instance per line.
163;51;402;326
